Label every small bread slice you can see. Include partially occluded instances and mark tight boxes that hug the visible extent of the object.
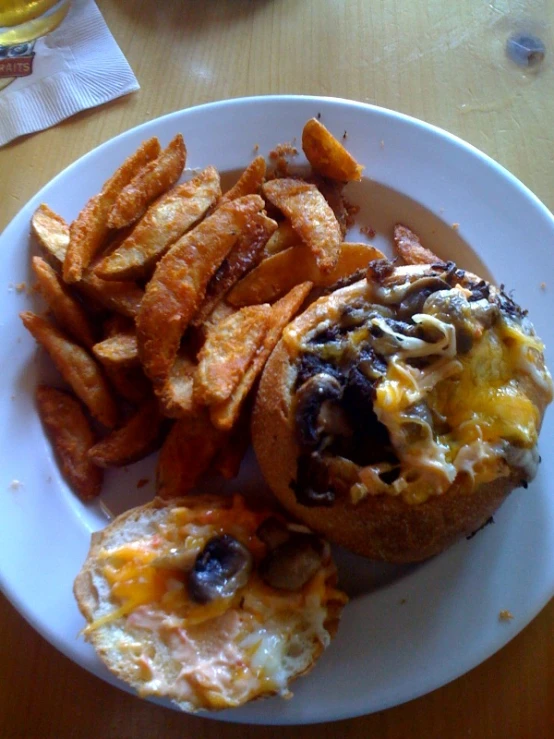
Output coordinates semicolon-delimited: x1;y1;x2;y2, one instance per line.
74;495;347;713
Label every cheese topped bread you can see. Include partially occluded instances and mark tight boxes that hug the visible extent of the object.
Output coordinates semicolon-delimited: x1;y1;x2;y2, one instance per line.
252;261;552;562
74;495;347;712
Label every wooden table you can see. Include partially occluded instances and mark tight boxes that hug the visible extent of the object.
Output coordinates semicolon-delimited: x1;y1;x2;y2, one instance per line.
2;1;553;736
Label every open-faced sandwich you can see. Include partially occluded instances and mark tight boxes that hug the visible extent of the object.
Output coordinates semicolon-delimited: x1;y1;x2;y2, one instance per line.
74;495;347;712
253;260;553;562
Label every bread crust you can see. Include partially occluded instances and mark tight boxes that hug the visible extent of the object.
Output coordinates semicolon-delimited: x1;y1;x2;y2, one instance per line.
252;268;551;563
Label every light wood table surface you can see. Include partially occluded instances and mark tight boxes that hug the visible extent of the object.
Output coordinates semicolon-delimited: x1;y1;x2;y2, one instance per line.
1;1;553;737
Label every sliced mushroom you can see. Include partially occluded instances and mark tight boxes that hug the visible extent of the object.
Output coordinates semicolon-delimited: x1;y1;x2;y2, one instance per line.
188;535;252;604
256;517;291;550
260;533;325;591
291;453;335;507
295;373;343;448
397;276;450;321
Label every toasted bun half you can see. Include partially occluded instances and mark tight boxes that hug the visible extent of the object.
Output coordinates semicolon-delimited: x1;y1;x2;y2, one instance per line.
253;262;552;562
74;495;346;713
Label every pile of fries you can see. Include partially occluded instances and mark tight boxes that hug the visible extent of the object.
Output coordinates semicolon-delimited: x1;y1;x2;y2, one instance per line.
22;117;434;503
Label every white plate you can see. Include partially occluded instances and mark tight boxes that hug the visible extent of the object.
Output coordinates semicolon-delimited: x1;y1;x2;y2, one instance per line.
1;95;553;725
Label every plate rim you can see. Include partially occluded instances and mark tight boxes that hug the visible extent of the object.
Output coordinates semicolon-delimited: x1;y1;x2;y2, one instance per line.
1;94;553;725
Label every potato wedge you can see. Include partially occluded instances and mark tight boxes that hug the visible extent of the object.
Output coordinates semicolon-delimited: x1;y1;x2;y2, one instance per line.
192;211;277;326
32;204;145;317
393;224;440;265
36;385;102;500
210;281;312;430
88;398;164;467
104;365;152;406
32;257;96;349
20;312;118;428
219;156;266;207
107;134;187;230
263;220;300;256
31;204;70;264
302;118;364;182
195;304;272;405
263;178;341;273
64;137;160;283
213;404;251;480
95;166;221;281
227;242;385;306
156;411;226;498
159;352;198;418
136;194;264;387
92;331;139;369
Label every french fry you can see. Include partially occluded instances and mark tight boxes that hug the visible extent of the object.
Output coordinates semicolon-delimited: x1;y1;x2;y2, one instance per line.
159;352;198;418
92;331;139;369
191;211;277;326
87;398;164;467
32;257;96;348
213;403;251;480
36;385;102;500
64;137;161;283
20;312;118;428
32;204;144;317
393;224;440;265
107;134;187;230
227;242;385;306
104;365;152;406
194;304;272;405
136;194;264;387
302;118;364;182
31;204;69;264
95;166;221;281
219;156;266;208
263;220;300;256
263;178;342;273
311;176;349;237
210;282;312;430
156;411;226;498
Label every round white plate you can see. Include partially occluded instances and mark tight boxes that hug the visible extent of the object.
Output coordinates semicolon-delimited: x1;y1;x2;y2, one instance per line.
1;96;553;725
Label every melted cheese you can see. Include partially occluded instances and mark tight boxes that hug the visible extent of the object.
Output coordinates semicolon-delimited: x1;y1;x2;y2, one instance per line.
371;315;548;503
84;496;344;709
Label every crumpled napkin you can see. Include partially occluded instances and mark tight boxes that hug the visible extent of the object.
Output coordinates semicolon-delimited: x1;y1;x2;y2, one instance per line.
0;0;139;147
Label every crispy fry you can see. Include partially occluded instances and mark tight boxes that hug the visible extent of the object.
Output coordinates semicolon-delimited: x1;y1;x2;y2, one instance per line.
195;304;272;405
20;312;118;428
104;365;152;406
219;156;266;207
302;118;364;182
31;257;96;348
64;137;161;283
263;220;300;256
32;203;145;317
36;385;102;500
227;242;385;306
107;134;187;230
393;224;440;265
92;331;139;368
156;411;226;498
31;204;70;264
210;282;312;430
136;194;264;387
311;176;349;237
263;178;341;273
95;167;221;281
159;352;198;418
213;403;251;479
88;398;164;467
192;212;277;326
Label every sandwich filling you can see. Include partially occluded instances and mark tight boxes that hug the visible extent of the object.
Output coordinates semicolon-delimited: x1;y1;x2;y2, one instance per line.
82;496;346;710
285;261;552;506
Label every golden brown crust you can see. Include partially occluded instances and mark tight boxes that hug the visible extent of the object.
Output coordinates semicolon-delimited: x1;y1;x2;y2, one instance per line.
252;269;550;563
